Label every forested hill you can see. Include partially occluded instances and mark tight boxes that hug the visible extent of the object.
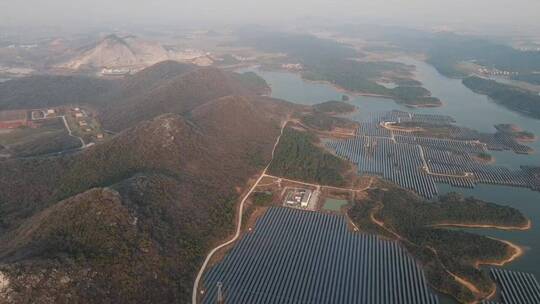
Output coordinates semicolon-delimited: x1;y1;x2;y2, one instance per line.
463;76;540;119
0;95;293;303
237;30;441;107
0;75;117;110
0;60;269;131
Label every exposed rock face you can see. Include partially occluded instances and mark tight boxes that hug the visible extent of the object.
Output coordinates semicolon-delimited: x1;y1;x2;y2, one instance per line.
58;34;169;70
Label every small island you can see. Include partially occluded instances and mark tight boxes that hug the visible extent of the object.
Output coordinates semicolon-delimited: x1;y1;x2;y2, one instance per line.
313;100;356;114
495;124;536;142
473;152;495;164
382;119;535;154
390;86;443;107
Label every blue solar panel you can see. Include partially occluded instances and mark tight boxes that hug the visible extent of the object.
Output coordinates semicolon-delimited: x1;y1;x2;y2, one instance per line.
203;207;439;304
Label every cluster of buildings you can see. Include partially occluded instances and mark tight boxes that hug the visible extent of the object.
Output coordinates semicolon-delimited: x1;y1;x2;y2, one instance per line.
284;188;312;208
101;67;131;76
477;67;518;77
31;108;56;120
72;107;103;139
281;63;303;71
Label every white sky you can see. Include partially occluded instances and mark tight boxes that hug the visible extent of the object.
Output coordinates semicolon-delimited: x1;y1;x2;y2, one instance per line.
1;0;539;33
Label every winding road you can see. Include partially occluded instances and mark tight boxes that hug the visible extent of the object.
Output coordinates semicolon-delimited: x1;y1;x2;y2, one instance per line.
191;120;289;304
61;115;86;148
192;121;375;303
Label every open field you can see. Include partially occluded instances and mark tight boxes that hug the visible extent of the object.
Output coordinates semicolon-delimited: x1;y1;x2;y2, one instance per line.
0;118;81;157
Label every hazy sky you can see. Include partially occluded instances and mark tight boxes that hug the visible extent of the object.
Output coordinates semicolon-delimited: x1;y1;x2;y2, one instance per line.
1;0;539;34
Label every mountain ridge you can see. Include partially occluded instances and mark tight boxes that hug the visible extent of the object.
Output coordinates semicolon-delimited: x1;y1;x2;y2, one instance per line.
0;93;295;303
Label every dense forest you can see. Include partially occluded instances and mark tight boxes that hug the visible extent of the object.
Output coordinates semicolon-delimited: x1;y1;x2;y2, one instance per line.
313;100;355;114
237;30;440;106
397;32;540;79
0;118;81;157
300;112;357;132
512;73;540;85
0;81;293;303
463;76;540;119
232;71;270;95
268;127;348;186
349;185;528;303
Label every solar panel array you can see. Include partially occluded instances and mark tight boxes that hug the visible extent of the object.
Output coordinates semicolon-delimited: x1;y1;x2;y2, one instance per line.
203;207;439;304
327;136;439;198
326;111;540;199
482;268;540;304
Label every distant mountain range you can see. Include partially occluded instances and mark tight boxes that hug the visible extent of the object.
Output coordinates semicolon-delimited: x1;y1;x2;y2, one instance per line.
0;61;295;303
53;34;217;72
0;60;271;130
57;34;170;70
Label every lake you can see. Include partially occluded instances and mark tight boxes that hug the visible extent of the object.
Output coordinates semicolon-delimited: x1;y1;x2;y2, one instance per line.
239;57;540;288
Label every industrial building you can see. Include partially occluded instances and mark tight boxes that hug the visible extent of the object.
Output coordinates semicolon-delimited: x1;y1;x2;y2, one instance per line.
284;188;312;208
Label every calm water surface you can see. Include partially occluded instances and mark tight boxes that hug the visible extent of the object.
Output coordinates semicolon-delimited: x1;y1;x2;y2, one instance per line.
239;58;540;297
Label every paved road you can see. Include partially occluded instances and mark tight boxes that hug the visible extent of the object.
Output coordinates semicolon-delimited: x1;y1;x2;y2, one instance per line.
61;115;86;148
191;121;376;303
263;174;374;193
191;120;289;304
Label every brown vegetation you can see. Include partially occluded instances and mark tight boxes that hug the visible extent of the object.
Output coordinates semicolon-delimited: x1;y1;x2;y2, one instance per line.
0;66;294;303
348;183;528;304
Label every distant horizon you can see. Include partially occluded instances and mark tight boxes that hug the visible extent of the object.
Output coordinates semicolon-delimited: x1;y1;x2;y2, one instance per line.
1;1;540;38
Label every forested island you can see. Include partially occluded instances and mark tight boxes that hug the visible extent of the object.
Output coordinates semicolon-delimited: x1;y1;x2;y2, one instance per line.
349;183;529;304
238;30;441;107
495;124;536;142
313;100;356;114
463;76;540;119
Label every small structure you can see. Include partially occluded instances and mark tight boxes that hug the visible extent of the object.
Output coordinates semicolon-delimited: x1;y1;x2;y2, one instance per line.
78;121;88;127
216;282;224;304
75;112;84;118
31;110;45;120
284;188;312;208
47;109;55;115
0;110;29;129
101;67;131;76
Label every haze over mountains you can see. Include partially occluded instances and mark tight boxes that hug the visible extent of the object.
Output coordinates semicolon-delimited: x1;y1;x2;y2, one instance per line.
58;34;170;70
1;9;540;303
0;60;268;130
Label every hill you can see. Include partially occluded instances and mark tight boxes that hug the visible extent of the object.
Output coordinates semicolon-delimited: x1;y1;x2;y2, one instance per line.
237;30;441;107
0;95;293;303
463;76;540;119
0;75;118;111
0;61;269;131
349;184;528;303
58;34;169;70
268;127;350;186
99;67;261;131
313;100;356;114
116;60;196;98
